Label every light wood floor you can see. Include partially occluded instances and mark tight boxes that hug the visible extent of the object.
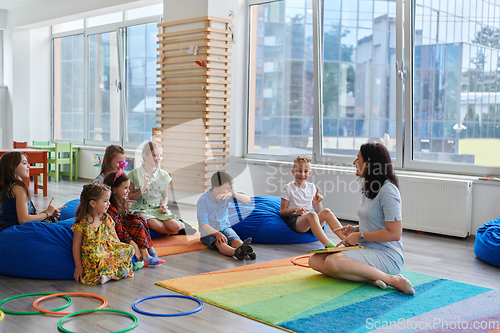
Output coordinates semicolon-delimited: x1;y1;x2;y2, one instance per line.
0;179;499;333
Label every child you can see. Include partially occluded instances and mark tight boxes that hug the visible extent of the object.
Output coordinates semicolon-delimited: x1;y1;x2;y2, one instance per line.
280;155;345;248
94;145;127;183
0;151;64;232
72;182;135;285
128;142;195;235
104;170;164;267
197;171;256;260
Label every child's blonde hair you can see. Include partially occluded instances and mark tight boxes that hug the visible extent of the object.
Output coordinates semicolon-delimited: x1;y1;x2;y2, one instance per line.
75;182;111;222
293;155;312;167
101;145;125;176
142;141;162;157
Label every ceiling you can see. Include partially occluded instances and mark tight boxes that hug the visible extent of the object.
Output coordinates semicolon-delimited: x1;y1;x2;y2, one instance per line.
0;0;44;10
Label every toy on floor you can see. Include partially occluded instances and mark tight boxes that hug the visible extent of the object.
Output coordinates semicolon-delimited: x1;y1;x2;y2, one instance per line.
32;292;108;316
132;295;204;317
0;293;72;315
291;254;312;268
58;309;138;333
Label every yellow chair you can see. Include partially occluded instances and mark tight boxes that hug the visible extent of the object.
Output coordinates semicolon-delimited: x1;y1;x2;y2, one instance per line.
47;143;73;182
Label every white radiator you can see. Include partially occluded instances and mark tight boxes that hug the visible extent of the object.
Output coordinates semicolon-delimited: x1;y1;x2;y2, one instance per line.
316;173;473;237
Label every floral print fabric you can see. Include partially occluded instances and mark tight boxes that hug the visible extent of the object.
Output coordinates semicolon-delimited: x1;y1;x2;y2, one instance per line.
72;214;134;285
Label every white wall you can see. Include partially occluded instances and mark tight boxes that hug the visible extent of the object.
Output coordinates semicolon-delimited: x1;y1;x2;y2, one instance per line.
29;27;52;141
11;29;30;142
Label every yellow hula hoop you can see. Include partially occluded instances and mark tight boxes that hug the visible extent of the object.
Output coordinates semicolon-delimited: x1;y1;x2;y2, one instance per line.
0;309;5;322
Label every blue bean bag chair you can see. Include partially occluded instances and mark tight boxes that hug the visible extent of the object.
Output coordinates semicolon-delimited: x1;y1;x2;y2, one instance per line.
228;196;321;244
59;198;80;221
0;218;76;279
474;218;500;267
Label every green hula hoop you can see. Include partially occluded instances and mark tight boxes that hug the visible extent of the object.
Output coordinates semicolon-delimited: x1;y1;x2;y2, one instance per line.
0;293;72;315
58;309;138;333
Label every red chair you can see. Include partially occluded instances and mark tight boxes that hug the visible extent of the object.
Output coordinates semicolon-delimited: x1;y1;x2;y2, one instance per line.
13;141;28;148
13;141;46;195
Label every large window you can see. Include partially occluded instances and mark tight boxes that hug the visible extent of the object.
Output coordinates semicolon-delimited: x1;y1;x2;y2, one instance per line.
123;23;159;144
88;31;121;143
247;0;500;175
52;7;161;147
412;0;500;168
321;0;397;157
248;0;315;156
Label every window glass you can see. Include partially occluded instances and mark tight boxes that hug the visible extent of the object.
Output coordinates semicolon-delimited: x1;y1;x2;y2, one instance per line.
53;34;84;142
413;1;500;166
87;12;123;28
87;31;121;142
123;23;159;144
322;0;397;157
248;0;314;156
52;20;84;34
126;4;163;21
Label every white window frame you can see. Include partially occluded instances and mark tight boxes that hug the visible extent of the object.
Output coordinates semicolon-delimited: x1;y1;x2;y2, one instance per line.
245;0;404;168
52;15;162;148
245;0;500;176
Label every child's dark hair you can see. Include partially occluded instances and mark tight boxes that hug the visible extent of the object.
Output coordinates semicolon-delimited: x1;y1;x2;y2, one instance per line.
103;171;129;219
211;171;233;188
75;182;111;222
100;145;125;176
0;151;31;203
359;142;399;199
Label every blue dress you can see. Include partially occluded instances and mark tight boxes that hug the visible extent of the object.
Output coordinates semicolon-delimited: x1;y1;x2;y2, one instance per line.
0;184;36;232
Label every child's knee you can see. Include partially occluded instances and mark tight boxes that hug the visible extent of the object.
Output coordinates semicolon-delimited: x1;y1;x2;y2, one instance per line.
305;211;319;222
319;208;332;217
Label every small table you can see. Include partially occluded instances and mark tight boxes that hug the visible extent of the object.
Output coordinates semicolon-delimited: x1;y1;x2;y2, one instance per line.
28;145;80;180
0;148;48;196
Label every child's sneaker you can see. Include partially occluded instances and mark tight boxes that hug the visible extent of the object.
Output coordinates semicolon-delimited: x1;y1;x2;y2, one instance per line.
241;237;256;260
133;261;144;271
144;255;161;267
234;238;254;260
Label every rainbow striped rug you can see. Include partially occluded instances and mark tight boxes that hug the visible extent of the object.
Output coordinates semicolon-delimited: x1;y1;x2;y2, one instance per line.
156;257;500;333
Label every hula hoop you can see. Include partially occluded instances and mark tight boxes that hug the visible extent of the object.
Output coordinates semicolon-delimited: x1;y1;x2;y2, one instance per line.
58;309;138;333
0;309;4;322
0;293;72;315
132;295;204;317
292;254;311;268
33;292;107;316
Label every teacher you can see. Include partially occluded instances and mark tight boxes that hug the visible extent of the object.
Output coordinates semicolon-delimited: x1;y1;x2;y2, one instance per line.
308;142;415;295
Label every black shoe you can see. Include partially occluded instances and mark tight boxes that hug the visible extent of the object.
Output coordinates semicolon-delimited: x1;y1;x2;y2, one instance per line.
241;237;256;260
176;219;198;235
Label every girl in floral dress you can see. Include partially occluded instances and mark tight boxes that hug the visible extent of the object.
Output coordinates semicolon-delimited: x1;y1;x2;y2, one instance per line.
72;182;134;285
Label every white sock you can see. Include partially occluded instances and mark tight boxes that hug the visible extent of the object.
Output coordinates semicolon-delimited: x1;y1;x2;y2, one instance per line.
101;275;111;284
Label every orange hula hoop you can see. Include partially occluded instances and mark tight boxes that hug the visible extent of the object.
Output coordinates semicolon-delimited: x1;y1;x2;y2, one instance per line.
32;292;108;316
291;254;312;268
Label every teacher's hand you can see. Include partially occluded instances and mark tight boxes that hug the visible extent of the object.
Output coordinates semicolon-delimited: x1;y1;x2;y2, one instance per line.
333;225;354;237
336;232;361;247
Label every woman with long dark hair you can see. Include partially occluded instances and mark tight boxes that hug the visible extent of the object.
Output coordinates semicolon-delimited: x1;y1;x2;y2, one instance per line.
308;143;415;295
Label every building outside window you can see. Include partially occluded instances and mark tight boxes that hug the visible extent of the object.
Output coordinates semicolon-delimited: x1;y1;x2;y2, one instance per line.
247;0;500;173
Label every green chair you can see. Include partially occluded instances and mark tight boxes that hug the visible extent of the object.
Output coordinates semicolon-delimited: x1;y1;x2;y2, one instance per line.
33;141;51;146
47;143;73;182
